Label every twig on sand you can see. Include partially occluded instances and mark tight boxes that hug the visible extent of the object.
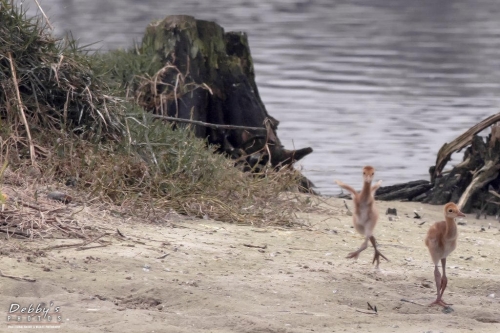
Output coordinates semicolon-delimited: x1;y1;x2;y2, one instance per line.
42;233;110;251
400;298;425;306
243;243;267;249
116;228;126;238
355;309;378;315
75;244;110;251
76;233;109;248
0;269;36;282
156;253;170;259
115;229;173;244
367;302;377;313
42;243;82;251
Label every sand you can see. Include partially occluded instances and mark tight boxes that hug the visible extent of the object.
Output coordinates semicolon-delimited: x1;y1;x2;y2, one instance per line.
1;196;499;333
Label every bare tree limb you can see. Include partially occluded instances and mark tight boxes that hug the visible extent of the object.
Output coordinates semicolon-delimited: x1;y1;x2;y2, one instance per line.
434;113;500;179
457;160;500;210
149;114;267;132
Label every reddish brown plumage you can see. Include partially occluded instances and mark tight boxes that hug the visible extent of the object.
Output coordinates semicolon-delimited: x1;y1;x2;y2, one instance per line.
335;166;388;267
425;202;465;307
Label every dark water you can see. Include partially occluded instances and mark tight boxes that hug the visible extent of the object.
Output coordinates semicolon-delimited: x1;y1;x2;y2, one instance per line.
22;0;500;195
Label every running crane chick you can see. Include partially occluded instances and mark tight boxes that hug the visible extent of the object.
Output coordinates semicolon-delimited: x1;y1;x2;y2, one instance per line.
335;166;389;268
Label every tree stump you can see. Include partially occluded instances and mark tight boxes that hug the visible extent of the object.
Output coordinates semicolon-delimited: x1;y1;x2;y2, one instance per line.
139;15;313;189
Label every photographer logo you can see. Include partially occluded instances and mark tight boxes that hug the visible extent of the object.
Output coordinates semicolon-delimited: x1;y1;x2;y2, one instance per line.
6;302;62;329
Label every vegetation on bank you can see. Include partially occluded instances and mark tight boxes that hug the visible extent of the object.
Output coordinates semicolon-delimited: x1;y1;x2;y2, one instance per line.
0;0;305;235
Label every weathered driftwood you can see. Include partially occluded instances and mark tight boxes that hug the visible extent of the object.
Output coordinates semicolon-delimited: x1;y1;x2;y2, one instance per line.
374;119;500;215
337;180;433;201
457;160;500;209
375;180;432;201
140;16;313;188
432;113;500;182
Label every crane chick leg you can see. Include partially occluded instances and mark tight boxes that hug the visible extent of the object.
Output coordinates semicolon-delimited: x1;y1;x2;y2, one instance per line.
369;236;389;268
347;237;369;259
430;262;451;307
438;258;452;305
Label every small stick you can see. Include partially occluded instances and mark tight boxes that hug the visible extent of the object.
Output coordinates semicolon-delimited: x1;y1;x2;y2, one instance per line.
42;243;84;251
78;233;109;247
15;199;41;211
400;298;425;306
8;53;36;165
243;243;267;249
156;253;170;259
0;269;36;282
355;309;378;315
33;0;54;30
42;233;109;251
76;244;110;251
149;114;268;132
115;229;173;243
0;228;29;238
116;229;126;238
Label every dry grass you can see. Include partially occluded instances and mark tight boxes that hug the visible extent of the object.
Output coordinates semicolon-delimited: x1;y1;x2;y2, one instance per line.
0;1;309;240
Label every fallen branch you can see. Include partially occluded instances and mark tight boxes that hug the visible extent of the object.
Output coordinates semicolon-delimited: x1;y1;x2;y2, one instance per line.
0;269;36;282
376;182;432;201
457;160;500;210
434;113;500;179
149;114;267;132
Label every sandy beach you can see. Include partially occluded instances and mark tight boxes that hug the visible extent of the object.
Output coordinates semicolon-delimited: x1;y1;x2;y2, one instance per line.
1;195;499;333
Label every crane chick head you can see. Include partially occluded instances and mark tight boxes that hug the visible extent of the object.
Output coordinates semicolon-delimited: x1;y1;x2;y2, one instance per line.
444;202;465;219
362;165;375;184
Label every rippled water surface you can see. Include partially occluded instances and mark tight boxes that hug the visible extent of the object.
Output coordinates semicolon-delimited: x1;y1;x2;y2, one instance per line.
23;0;500;195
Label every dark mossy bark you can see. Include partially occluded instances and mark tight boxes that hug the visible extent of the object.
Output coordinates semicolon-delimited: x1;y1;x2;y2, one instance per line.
140;15;314;191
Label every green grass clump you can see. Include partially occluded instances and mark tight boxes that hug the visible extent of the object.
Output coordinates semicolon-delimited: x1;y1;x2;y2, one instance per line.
0;0;124;140
0;1;305;232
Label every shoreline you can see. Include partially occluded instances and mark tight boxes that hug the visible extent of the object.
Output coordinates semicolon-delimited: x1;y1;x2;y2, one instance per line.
1;196;499;332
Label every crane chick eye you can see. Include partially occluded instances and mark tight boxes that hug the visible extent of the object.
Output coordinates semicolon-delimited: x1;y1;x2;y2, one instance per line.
448;209;453;213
